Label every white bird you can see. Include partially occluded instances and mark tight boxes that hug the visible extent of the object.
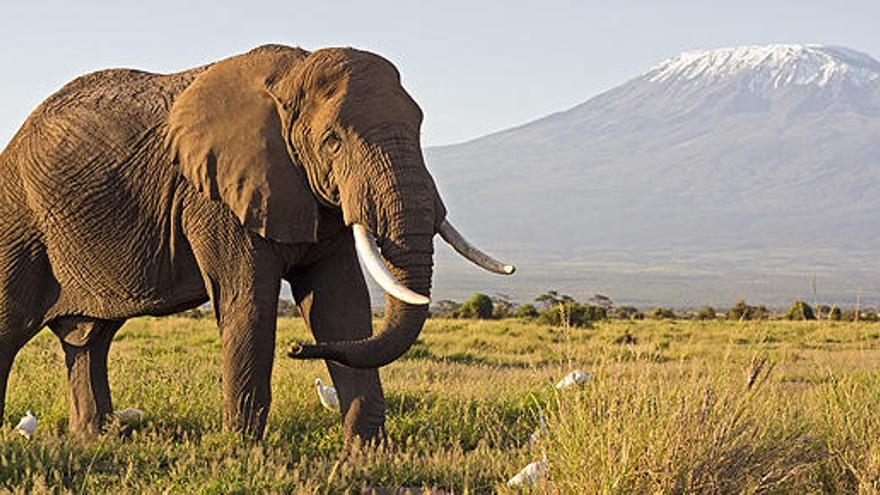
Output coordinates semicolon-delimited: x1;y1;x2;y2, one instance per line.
555;369;594;390
315;378;340;413
15;411;37;439
528;413;548;445
114;408;144;424
507;457;548;488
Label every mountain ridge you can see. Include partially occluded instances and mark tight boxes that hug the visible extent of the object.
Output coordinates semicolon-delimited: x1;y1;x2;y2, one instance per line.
425;43;880;306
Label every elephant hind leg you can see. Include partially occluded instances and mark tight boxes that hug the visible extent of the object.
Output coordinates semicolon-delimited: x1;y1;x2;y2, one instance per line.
0;353;12;427
49;317;124;436
0;327;42;428
0;236;58;426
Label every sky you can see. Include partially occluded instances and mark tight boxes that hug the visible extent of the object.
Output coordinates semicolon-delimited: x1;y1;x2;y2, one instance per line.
1;1;879;148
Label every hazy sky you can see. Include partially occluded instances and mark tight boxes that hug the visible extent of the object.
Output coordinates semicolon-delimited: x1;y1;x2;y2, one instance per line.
1;1;878;148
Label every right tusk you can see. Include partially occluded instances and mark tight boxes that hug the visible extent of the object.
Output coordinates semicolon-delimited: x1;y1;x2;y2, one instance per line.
438;220;516;275
352;224;430;306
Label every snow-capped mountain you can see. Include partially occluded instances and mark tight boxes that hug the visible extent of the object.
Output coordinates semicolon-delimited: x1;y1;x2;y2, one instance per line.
426;44;880;306
646;44;880;91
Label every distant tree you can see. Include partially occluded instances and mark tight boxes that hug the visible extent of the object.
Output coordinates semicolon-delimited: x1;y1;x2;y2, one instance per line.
651;307;676;319
456;293;494;319
815;305;833;320
727;300;767;321
613;306;644;320
512;304;539;319
588;294;614;310
535;290;575;310
786;300;816;320
753;305;770;320
694;306;716;320
539;301;604;327
829;306;842;321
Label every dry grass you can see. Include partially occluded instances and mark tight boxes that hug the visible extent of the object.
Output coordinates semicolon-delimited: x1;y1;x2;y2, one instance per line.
1;317;880;492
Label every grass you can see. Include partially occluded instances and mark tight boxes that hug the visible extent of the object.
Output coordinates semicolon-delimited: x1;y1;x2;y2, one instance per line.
2;317;880;493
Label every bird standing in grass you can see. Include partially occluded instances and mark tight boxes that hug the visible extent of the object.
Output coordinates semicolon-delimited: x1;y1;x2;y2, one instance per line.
507;455;548;487
315;378;340;413
556;369;594;390
15;411;37;439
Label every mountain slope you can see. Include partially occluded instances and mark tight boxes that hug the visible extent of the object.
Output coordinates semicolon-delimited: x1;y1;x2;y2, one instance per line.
425;44;880;306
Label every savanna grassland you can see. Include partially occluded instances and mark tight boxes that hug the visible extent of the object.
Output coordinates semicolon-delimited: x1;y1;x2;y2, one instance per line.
2;316;880;493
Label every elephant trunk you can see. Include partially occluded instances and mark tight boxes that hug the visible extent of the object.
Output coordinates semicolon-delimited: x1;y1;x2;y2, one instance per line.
290;241;432;368
289;134;438;368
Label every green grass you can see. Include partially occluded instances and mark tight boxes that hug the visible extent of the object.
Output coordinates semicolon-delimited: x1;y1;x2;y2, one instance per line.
3;317;880;493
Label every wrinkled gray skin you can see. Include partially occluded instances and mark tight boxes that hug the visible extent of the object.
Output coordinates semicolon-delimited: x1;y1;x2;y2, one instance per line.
0;45;447;443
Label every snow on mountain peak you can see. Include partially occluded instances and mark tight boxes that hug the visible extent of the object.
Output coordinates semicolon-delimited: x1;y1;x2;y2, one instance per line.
645;44;880;91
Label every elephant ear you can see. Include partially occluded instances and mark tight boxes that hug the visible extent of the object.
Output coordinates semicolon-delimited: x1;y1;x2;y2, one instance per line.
167;54;318;244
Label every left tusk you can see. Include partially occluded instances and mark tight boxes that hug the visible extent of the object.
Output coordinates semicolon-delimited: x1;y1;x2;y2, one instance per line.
352;224;430;306
438;220;516;275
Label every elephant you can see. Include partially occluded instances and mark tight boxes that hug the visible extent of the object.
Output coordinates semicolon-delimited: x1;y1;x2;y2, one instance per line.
0;44;513;443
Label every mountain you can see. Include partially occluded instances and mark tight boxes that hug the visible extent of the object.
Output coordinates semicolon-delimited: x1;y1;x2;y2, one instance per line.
425;44;880;307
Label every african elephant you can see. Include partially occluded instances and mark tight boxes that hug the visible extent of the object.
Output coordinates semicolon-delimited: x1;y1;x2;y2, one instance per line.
0;45;513;442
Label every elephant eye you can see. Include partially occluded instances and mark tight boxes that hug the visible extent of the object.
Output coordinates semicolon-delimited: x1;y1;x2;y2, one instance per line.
322;132;342;154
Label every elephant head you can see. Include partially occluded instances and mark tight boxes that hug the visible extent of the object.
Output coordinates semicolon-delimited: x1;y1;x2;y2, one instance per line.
167;45;513;369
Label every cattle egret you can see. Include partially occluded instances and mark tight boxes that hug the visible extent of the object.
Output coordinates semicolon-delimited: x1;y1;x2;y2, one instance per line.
507;458;548;488
555;369;594;390
115;408;144;424
15;411;37;439
315;378;340;413
528;413;548;445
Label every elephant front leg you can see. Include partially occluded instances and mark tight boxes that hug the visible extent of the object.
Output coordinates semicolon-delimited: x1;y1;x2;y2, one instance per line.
290;232;387;445
51;317;123;437
217;287;279;439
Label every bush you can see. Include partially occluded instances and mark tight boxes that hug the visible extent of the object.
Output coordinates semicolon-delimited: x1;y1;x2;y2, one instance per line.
651;307;676;319
538;302;605;327
726;300;768;321
512;304;539;319
786;300;816;320
828;306;842;321
613;306;645;320
456;293;494;319
695;306;717;320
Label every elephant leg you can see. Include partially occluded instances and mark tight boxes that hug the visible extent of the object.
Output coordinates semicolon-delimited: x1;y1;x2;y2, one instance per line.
0;351;12;427
290;232;387;445
185;202;286;438
0;242;54;426
50;317;123;436
192;244;283;438
217;282;280;439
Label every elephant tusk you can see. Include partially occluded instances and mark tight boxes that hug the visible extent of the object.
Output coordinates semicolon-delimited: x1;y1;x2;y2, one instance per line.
352;224;430;306
438;220;516;275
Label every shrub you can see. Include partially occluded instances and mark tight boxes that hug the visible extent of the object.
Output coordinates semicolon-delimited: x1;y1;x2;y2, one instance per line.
456;293;494;319
786;300;816;321
828;306;842;321
512;304;539;319
651;307;676;319
726;300;768;320
695;306;717;320
538;302;605;327
613;306;644;320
